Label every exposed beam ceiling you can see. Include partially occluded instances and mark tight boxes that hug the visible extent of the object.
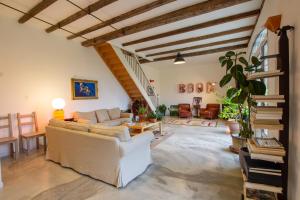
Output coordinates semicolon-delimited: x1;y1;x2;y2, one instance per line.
18;0;58;24
135;25;254;52
123;9;259;46
140;44;248;63
146;36;251;57
46;0;118;33
67;0;176;40
82;0;252;47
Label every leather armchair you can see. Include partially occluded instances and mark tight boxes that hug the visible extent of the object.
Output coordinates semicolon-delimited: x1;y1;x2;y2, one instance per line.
178;104;192;118
199;104;220;119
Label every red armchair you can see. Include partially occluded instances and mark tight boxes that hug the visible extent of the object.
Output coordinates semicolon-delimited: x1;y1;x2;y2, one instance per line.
178;104;192;118
199;104;220;119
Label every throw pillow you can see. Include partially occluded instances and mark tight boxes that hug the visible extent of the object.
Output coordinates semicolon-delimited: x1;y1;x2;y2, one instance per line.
95;109;110;122
74;111;97;124
89;125;131;142
108;108;121;120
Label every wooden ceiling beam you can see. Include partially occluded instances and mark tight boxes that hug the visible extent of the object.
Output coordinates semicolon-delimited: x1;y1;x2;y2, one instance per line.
46;0;117;33
135;25;254;52
140;44;248;63
146;36;251;57
18;0;58;24
82;0;252;47
123;9;260;46
67;0;176;40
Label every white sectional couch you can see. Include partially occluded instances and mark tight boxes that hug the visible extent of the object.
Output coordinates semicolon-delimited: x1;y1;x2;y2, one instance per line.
46;119;154;188
74;108;133;126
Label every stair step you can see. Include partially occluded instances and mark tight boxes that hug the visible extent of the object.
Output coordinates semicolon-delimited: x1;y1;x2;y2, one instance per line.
247;70;284;80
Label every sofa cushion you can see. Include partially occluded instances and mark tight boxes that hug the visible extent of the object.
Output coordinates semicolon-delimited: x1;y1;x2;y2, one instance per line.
74;111;97;124
108;108;121;120
100;119;123;126
95;109;110;122
49;119;69;128
65;122;89;132
89;125;131;142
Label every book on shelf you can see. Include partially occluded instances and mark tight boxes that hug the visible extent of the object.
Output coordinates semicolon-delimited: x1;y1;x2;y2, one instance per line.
253;138;283;149
252;95;285;103
247;139;285;156
244;187;278;200
251;112;282;120
241;169;282;194
251;122;284;131
251;106;283;113
240;148;282;187
250;118;281;125
247;70;284;80
250;153;284;163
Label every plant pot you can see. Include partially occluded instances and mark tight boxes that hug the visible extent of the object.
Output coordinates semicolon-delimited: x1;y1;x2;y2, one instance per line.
139;114;146;122
148;118;157;123
226;119;240;134
230;133;247;154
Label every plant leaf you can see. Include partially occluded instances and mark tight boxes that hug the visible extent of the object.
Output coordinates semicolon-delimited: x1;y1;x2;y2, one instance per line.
239;57;248;66
225;51;235;58
236;71;247;86
226;59;233;70
249;80;266;95
237;52;246;55
221;59;227;67
230;64;243;78
219;74;232;87
251;56;262;67
227;88;239;98
219;56;226;63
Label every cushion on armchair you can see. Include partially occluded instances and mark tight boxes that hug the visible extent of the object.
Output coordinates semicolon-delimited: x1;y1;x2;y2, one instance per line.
108;108;121;120
95;109;110;122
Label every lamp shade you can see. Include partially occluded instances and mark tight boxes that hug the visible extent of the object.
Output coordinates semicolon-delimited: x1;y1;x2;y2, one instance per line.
174;53;186;64
52;98;65;109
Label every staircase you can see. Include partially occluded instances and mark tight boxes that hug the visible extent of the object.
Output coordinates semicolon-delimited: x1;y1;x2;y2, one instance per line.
95;43;157;111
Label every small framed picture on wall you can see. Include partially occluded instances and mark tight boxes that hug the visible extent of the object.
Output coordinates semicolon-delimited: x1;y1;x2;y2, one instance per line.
71;78;98;100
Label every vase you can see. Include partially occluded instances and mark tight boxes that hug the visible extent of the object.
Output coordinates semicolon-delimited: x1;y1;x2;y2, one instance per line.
230;133;247;154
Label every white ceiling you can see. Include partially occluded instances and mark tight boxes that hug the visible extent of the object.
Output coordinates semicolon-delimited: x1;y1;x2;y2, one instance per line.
0;0;263;63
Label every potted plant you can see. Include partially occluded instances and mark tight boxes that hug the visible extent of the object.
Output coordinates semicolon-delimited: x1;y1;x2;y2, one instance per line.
218;51;266;153
147;111;157;123
138;106;148;122
157;104;167;116
218;94;240;134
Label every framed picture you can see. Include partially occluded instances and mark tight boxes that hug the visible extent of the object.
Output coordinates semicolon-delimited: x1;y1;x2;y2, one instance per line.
71;78;98;100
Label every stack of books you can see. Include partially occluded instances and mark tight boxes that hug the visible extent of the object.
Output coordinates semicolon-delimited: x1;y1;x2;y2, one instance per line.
247;138;285;163
239;146;283;199
252;95;285;103
250;106;283;130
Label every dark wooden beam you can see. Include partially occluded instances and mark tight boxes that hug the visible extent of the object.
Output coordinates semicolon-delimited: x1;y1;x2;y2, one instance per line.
123;10;259;46
136;25;254;52
18;0;58;24
67;0;176;40
146;36;251;57
46;0;117;33
140;44;248;63
82;0;252;47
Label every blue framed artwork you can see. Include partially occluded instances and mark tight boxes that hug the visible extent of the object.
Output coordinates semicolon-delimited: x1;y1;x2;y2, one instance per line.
71;78;98;100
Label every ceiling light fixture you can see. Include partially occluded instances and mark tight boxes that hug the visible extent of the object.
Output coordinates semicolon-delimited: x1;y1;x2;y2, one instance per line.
174;53;186;64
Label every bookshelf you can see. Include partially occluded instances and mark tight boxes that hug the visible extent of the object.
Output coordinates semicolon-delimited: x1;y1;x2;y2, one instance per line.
241;25;294;200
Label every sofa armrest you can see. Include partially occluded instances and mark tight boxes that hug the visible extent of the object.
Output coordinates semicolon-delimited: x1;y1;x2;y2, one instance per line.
119;132;154;157
120;112;133;120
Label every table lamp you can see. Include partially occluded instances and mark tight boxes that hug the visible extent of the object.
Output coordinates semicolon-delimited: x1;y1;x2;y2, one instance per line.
52;98;65;120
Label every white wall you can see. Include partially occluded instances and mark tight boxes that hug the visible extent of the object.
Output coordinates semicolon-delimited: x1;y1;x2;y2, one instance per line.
143;54;231;114
0;13;130;157
248;1;300;199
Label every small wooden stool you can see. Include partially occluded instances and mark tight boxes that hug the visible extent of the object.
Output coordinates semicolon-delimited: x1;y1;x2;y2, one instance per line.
17;112;46;155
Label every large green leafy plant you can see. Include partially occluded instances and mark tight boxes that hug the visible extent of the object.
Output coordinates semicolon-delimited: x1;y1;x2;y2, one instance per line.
218;95;239;120
219;51;266;138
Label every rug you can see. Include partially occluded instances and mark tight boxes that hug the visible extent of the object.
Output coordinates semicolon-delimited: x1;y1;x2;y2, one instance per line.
164;117;218;127
29;125;242;200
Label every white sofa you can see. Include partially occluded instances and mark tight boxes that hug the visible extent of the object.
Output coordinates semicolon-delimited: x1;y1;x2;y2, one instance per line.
46;119;154;188
74;108;133;126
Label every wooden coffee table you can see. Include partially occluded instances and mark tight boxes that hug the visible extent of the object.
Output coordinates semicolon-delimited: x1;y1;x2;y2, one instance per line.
124;121;163;135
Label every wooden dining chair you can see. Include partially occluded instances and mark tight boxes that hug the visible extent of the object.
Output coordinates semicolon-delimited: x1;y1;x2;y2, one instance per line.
17;112;46;155
0;114;18;159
